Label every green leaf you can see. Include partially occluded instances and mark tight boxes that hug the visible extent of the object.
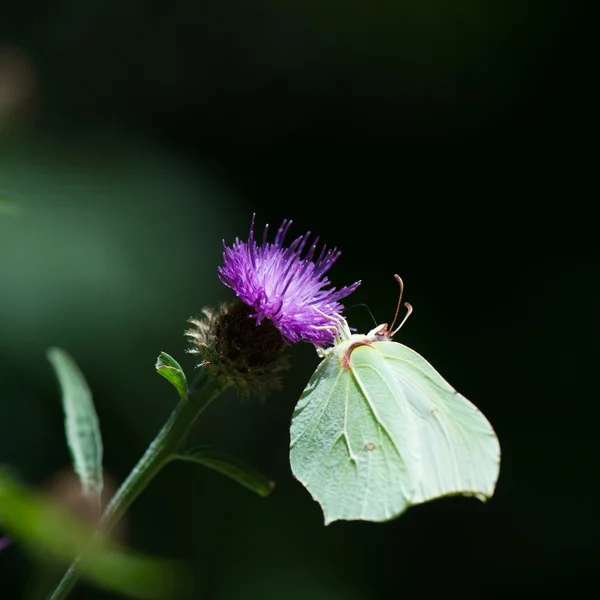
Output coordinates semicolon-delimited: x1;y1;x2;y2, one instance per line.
174;446;274;498
0;470;182;598
155;352;188;400
47;347;103;502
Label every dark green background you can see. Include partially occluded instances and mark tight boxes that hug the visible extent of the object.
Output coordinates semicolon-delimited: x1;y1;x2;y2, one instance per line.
1;1;596;598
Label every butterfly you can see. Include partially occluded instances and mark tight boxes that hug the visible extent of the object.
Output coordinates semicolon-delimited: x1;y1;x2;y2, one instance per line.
290;275;501;524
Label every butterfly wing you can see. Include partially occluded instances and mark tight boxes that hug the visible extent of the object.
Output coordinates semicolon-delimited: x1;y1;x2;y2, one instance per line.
290;347;420;524
372;341;501;504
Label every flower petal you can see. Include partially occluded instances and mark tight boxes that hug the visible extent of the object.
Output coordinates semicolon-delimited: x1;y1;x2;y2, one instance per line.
218;216;360;346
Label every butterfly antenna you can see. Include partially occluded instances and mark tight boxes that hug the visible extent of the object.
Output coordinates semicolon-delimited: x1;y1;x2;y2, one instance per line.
389;274;413;336
391;302;413;336
388;274;405;332
349;303;378;328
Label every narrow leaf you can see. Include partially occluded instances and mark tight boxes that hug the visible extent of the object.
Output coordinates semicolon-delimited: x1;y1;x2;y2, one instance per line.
175;446;274;498
47;347;103;501
155;352;188;400
0;470;181;598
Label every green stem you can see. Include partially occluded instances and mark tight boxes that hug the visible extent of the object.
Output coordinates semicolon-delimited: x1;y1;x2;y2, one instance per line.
46;369;228;600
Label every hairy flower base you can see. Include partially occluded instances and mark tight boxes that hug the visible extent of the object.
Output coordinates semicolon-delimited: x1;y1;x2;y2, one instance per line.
185;301;290;397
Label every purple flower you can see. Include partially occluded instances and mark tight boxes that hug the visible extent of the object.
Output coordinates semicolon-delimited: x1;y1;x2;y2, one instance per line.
0;536;10;552
218;216;360;347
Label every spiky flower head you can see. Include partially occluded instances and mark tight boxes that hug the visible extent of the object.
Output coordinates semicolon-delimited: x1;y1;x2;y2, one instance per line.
186;216;359;397
217;215;360;348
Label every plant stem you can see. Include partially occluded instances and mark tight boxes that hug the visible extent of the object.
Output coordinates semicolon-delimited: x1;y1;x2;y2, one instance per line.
46;369;228;600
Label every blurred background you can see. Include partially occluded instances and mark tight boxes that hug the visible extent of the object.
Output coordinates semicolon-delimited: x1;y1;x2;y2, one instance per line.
1;0;597;598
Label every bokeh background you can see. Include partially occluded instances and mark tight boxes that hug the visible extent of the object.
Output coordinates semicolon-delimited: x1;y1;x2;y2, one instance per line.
1;1;597;598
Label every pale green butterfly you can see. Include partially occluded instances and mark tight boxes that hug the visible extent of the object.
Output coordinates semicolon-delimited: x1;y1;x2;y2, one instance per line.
290;275;501;524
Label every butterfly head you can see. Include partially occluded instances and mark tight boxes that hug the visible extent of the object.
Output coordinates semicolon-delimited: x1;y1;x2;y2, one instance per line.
367;323;393;341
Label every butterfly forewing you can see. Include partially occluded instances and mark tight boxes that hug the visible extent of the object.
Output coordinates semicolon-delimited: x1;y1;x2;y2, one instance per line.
373;341;500;504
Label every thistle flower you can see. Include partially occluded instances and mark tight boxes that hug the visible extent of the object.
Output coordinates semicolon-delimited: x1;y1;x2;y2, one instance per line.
217;216;360;347
186;216;359;396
